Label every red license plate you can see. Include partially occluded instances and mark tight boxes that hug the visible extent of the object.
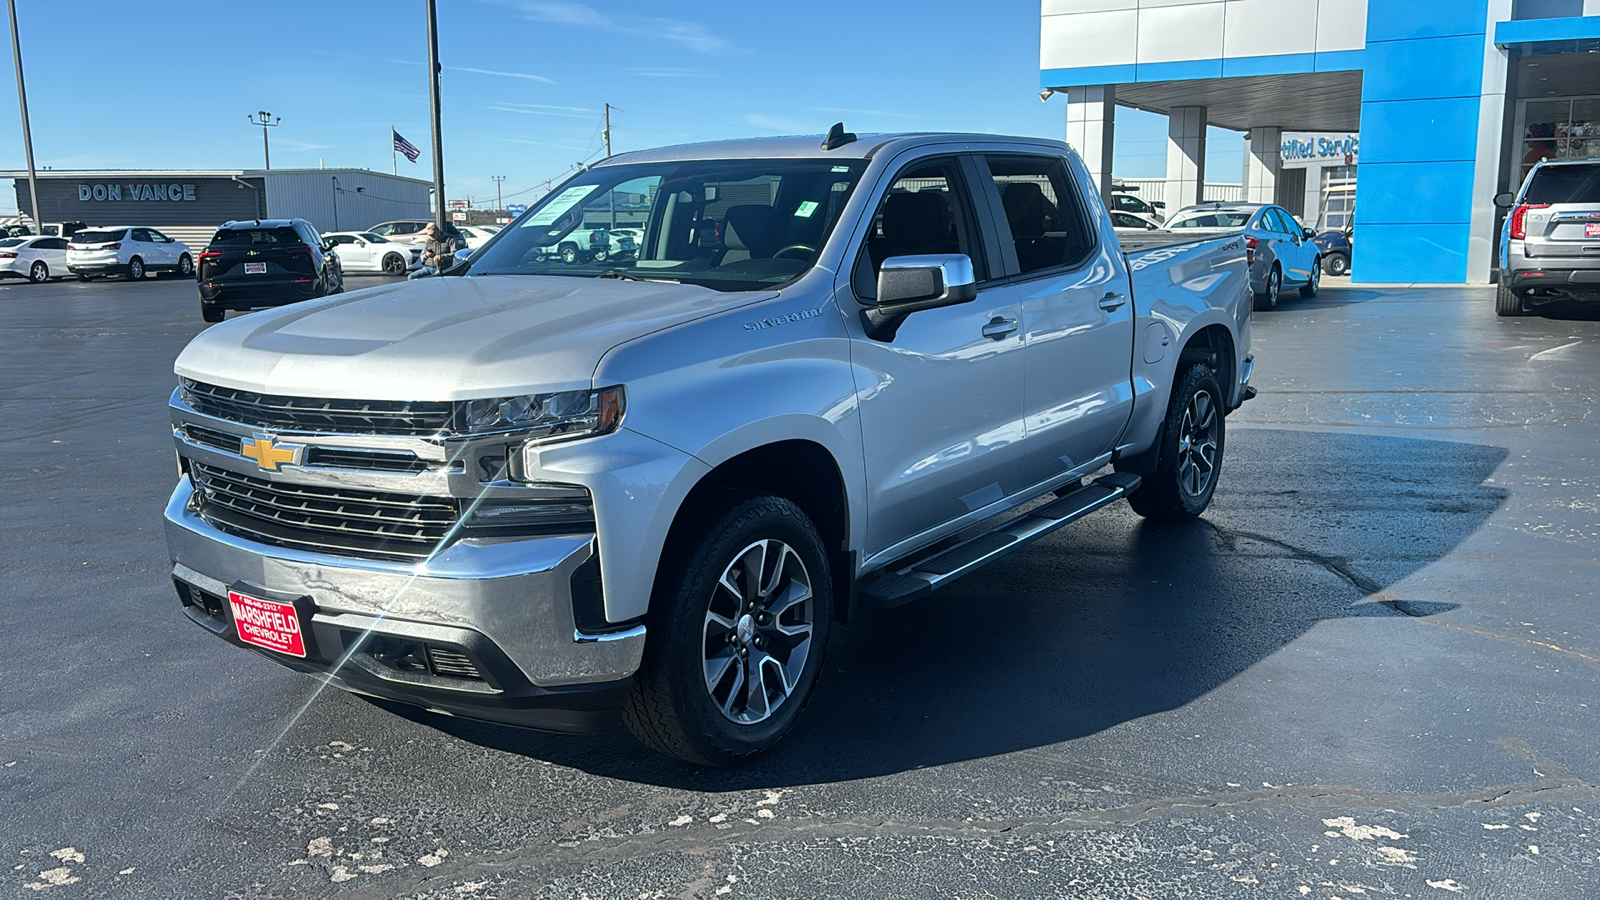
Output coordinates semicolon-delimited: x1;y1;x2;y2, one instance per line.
244;261;267;274
1586;223;1600;238
228;590;307;657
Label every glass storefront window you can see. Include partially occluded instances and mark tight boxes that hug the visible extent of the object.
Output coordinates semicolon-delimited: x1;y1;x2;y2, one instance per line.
1520;97;1600;179
1319;165;1357;231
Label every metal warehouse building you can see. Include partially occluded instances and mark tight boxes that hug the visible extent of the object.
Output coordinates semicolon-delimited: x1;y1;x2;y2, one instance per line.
7;168;432;249
1041;0;1600;284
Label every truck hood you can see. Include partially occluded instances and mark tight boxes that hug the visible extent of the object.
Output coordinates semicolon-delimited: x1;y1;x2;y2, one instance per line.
175;275;774;399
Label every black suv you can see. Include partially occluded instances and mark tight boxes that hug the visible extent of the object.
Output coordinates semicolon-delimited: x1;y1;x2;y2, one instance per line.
197;218;344;322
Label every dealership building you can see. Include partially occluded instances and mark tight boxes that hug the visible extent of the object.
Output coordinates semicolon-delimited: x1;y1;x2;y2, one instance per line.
7;169;431;249
1042;0;1600;283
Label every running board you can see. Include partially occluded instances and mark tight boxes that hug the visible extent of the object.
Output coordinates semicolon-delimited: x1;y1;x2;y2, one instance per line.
858;471;1141;610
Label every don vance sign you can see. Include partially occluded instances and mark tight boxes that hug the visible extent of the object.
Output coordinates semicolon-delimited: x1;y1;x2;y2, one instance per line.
78;182;198;202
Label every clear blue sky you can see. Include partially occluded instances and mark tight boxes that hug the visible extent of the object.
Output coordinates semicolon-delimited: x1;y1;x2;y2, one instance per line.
0;0;1243;212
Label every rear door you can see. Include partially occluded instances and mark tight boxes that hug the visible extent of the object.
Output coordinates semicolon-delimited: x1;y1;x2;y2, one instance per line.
1522;164;1600;261
845;153;1029;559
977;150;1135;489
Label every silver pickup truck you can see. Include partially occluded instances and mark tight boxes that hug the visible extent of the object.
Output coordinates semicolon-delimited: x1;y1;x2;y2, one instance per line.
163;130;1254;766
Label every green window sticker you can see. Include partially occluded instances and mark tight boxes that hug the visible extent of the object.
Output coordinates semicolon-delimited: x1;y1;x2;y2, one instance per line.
794;200;819;218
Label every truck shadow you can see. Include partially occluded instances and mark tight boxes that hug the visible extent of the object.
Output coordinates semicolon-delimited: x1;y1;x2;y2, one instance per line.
396;428;1509;789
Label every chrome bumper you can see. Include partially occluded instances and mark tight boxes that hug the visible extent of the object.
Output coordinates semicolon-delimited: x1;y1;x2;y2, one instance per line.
163;477;645;688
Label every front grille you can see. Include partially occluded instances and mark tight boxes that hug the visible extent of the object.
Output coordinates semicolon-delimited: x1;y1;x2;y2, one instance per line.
182;379;453;436
426;647;485;680
190;462;458;562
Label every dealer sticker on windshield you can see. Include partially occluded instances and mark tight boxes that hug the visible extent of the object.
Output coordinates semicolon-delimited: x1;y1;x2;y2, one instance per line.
794;201;819;218
228;589;306;657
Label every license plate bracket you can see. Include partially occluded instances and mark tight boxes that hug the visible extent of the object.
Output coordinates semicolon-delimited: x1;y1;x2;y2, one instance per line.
226;585;316;658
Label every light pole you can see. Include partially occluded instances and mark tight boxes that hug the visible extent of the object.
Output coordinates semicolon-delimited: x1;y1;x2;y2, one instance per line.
7;0;40;233
248;110;280;169
425;0;446;229
491;175;505;213
330;176;341;231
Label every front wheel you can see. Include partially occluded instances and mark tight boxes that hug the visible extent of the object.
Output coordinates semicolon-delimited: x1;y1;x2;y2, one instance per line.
28;261;48;283
178;254;193;277
126;257;144;281
592;248;609;263
382;253;407;275
625;494;832;767
1253;266;1280;311
1496;282;1528;317
1123;362;1225;522
76;273;93;282
1299;260;1321;298
560;245;579;264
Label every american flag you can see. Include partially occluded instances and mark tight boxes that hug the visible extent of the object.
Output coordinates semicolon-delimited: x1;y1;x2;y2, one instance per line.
393;129;421;163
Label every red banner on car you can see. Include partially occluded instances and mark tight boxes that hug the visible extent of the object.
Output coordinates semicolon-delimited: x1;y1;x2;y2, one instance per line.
228;590;307;658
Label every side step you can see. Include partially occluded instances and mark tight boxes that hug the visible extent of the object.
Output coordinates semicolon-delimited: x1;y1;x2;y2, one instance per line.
858;471;1141;609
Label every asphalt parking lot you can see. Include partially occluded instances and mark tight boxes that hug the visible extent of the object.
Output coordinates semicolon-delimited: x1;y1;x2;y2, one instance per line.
3;273;1599;898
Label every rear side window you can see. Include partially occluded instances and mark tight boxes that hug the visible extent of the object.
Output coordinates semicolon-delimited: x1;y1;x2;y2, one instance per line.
1525;165;1600;204
986;154;1096;276
209;227;304;247
74;230;124;243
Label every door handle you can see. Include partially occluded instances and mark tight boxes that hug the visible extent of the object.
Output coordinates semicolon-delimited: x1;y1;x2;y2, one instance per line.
982;316;1018;340
1098;292;1127;311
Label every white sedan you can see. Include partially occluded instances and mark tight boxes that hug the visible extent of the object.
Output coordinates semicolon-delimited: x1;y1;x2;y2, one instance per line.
323;232;421;275
456;225;500;249
0;235;70;283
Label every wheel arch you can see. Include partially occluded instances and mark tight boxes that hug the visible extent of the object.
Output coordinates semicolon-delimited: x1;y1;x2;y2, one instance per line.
1178;323;1238;407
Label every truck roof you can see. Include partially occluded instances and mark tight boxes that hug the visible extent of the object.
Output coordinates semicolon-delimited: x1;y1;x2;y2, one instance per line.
599;132;1069;166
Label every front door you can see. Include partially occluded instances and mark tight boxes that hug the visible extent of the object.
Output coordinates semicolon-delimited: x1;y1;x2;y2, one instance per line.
846;154;1029;560
979;152;1135;488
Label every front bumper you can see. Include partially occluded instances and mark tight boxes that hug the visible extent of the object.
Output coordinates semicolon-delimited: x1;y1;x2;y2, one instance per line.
164;478;646;732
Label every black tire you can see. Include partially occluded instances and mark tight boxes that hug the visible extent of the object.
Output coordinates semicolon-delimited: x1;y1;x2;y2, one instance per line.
201;302;224;323
560;244;579;264
1123;363;1225;522
28;261;47;283
178;254;193;277
1253;266;1280;311
624;494;833;767
1325;253;1349;276
382;253;407;275
1299;260;1321;298
1496;281;1528;317
76;273;93;282
593;248;609;263
126;257;144;281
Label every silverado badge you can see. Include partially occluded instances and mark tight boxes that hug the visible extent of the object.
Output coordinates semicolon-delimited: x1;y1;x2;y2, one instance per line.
241;435;302;471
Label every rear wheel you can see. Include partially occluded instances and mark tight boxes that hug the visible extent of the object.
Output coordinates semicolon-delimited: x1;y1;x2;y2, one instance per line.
1253;266;1280;311
1496;281;1528;317
1325;252;1349;276
1123;362;1225;522
382;253;407;275
1299;260;1321;298
178;254;193;277
28;261;47;283
126;257;144;281
625;494;832;767
76;273;93;282
200;301;224;323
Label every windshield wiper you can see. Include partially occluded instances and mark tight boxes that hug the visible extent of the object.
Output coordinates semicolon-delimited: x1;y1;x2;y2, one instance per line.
598;269;679;283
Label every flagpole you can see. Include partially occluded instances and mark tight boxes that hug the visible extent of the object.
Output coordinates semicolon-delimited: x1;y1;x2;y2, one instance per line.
392;126;397;176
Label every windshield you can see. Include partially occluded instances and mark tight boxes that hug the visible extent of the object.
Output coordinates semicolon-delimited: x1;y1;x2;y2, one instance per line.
465;158;869;291
359;232;391;243
1167;211;1254;229
1525;165;1600;204
72;230;124;244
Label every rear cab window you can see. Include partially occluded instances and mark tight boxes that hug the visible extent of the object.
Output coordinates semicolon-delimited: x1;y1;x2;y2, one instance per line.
984;154;1095;277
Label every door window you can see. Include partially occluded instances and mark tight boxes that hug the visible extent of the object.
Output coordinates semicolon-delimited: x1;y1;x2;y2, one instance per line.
853;158;985;298
985;154;1095;276
130;228;152;242
148;230;172;243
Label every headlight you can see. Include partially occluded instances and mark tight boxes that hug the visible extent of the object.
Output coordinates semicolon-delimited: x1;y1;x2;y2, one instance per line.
453;386;625;441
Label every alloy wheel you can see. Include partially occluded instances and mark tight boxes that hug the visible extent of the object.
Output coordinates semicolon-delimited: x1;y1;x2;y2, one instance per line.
1175;388;1219;499
702;539;815;725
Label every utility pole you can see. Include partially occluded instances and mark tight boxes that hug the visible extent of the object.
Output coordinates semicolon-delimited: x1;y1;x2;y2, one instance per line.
6;0;39;233
491;175;506;212
603;103;612;158
247;110;280;169
425;0;446;229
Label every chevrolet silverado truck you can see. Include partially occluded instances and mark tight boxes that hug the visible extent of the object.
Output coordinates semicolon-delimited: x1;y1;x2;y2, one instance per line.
163;129;1255;767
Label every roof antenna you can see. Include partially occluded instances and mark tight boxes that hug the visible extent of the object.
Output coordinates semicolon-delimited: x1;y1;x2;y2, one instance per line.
821;122;857;151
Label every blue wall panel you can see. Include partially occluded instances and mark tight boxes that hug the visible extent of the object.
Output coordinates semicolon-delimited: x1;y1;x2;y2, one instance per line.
1353;162;1478;225
1358;35;1489;100
1365;0;1489;42
1350;223;1471;283
1356;97;1484;164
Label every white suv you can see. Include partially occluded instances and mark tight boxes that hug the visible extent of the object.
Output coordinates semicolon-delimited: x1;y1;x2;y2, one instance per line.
66;226;194;281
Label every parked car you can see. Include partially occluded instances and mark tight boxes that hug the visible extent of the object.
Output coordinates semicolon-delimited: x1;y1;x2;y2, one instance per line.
367;220;433;244
196;219;344;322
1165;202;1321;309
323;231;421;275
1111;211;1158;232
455;225;500;250
163;132;1255;766
538;227;637;263
1312;227;1352;276
1110;191;1164;227
1495;158;1600;317
66;227;194;282
0;235;70;283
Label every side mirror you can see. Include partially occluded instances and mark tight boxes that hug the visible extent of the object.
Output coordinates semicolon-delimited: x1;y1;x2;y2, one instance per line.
1493;191;1516;209
861;254;977;341
1302;227;1316;240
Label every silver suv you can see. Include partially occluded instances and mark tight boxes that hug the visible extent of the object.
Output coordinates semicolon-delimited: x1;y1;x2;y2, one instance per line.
1496;159;1600;316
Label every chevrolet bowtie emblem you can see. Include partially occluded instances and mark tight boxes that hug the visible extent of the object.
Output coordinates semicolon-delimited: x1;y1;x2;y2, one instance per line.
240;435;301;471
